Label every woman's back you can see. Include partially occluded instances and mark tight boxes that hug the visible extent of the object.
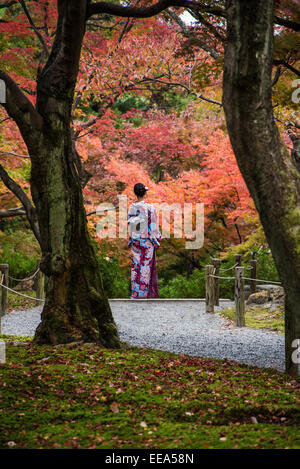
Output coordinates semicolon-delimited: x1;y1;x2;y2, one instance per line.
128;183;161;298
128;200;161;247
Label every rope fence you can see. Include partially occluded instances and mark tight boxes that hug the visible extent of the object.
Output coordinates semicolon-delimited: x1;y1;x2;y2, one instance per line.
242;277;281;285
8;268;40;283
211;275;235;280
0;254;283;329
0;281;45;302
219;263;239;272
0;261;45;316
206;255;282;327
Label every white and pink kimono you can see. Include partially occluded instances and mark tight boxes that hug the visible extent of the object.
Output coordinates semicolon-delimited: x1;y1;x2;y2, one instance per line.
128;201;161;298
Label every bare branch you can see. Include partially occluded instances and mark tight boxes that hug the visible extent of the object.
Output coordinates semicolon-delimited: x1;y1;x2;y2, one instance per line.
87;0;198;19
274;15;300;32
86;207;116;217
165;7;189;34
273;59;300;78
0;70;43;152
0;162;41;244
166;7;220;59
70;128;92;188
0;206;26;218
188;9;225;42
0;150;30;158
139;77;223;106
19;0;50;58
272;65;282;86
196;92;222;106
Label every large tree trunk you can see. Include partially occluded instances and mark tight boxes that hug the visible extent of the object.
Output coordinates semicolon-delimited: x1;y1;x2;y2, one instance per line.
28;0;120;346
31;136;119;347
223;0;300;375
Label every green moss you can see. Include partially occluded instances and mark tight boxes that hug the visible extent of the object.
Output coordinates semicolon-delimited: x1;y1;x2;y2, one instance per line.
220;305;284;334
0;339;299;449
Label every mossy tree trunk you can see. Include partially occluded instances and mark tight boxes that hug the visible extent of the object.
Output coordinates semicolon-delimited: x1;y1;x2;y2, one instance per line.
223;0;300;375
32;1;119;346
31;132;119;346
1;1;120;347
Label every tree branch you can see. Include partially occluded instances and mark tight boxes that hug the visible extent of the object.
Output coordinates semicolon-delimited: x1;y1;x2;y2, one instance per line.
165;7;220;59
0;1;17;9
87;0;197;19
0;206;26;218
139;77;223;106
272;65;282;86
0;70;43;153
188;9;225;42
19;0;50;58
273;59;300;78
0;150;30;158
0;162;41;244
274;15;300;32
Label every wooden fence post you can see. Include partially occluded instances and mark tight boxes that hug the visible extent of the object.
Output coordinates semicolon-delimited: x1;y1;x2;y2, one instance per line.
212;258;221;306
205;265;215;314
250;258;257;295
35;262;45;306
234;254;242;266
0;263;9;316
235;266;245;327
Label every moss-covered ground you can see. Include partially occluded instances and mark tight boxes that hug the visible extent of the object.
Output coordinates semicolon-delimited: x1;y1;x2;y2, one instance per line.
220;305;284;334
0;337;299;449
6;291;36;313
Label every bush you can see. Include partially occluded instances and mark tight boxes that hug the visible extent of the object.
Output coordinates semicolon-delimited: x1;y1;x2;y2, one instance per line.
158;270;205;298
97;250;130;298
157;245;280;300
0;227;39;287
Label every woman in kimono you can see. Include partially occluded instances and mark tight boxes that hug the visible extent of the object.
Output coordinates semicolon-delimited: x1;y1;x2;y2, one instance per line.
128;183;161;298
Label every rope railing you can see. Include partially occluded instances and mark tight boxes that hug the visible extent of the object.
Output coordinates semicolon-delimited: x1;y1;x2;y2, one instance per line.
205;258;282;328
211;275;235;280
8;268;40;282
210;274;281;285
0;280;45;302
219;263;239;272
0;261;45;314
242;277;281;285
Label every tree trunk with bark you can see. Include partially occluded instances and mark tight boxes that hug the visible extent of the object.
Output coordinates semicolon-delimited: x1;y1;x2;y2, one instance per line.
31;131;119;346
223;0;300;375
1;0;120;347
32;1;119;346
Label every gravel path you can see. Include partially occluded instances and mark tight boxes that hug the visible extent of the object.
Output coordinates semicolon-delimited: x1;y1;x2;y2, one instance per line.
1;299;284;371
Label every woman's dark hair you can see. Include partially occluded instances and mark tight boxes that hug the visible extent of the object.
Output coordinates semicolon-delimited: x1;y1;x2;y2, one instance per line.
134;183;148;198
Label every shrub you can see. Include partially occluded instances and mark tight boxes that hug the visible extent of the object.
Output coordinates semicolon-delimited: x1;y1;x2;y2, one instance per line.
158;270;205;298
0;227;39;286
97;250;130;298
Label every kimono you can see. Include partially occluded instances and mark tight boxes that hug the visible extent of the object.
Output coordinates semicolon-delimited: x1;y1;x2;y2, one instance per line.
128;200;161;298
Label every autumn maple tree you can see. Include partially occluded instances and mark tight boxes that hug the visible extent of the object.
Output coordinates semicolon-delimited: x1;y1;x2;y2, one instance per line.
0;0;202;348
0;0;300;376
